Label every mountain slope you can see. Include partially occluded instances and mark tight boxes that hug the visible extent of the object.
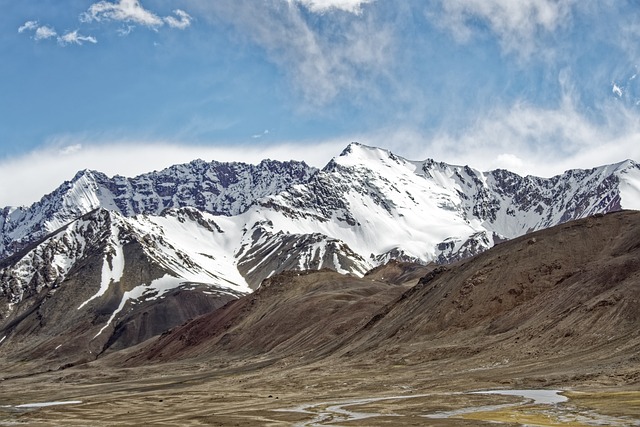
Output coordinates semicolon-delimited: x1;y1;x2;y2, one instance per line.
340;210;640;360
129;269;414;363
0;208;248;366
131;211;640;386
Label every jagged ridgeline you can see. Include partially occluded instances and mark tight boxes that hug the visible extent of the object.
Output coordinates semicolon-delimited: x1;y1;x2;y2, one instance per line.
0;143;638;364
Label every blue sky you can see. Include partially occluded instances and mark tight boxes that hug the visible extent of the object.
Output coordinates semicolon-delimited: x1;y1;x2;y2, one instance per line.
2;0;640;206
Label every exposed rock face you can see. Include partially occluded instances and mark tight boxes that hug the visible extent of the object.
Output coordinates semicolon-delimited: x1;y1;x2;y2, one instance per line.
0;159;317;259
235;221;370;289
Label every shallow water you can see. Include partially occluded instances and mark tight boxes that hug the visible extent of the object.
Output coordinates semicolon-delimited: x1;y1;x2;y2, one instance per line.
471;389;568;404
277;389;639;426
14;400;82;408
276;394;432;426
425;389;567;421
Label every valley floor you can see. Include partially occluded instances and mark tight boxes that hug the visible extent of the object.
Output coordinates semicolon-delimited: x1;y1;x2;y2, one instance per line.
0;352;638;426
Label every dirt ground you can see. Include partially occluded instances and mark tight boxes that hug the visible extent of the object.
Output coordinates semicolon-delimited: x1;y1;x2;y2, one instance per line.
0;350;638;426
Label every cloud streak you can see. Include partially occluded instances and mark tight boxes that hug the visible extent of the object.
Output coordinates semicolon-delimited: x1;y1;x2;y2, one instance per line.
18;21;97;46
58;30;98;46
17;20;39;33
164;9;193;29
81;0;164;27
293;0;374;14
190;1;392;106
428;0;576;57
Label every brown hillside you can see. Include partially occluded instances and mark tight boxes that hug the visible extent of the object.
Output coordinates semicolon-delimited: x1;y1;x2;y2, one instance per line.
131;269;411;363
130;211;640;387
342;211;640;352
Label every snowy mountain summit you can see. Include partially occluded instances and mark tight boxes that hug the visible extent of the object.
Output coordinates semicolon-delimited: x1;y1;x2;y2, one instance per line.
0;143;638;358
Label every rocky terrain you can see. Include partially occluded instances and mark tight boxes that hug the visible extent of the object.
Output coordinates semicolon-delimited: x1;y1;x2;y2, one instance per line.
0;159;317;258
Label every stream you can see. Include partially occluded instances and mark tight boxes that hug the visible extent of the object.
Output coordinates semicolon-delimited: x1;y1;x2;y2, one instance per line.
275;389;639;426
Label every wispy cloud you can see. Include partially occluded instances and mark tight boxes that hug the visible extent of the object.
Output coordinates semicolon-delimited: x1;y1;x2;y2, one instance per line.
18;21;97;46
428;0;576;57
386;97;640;177
191;1;393;106
18;0;191;47
293;0;374;14
18;20;39;33
81;0;192;30
58;30;98;46
164;9;193;29
18;21;58;41
34;25;57;41
81;0;162;27
252;130;270;139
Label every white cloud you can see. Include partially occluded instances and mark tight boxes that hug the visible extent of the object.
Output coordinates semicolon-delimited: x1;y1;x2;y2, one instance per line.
18;0;190;48
58;30;98;46
34;25;57;41
164;9;192;29
59;144;83;155
293;0;374;14
81;1;192;30
430;0;575;57
117;25;135;36
81;0;164;27
2;104;639;207
18;20;39;33
19;21;97;46
494;153;525;171
378;98;640;178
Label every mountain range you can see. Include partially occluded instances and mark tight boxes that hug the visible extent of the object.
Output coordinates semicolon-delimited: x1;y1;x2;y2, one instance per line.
0;142;639;365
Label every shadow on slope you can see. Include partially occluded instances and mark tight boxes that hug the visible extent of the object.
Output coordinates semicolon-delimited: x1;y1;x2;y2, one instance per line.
129;269;414;364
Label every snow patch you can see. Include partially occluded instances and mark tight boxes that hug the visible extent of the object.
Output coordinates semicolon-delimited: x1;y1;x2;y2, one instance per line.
619;170;640;210
78;222;125;310
93;274;183;339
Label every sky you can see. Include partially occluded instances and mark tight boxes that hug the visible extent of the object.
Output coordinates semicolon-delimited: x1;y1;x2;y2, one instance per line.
2;0;640;206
